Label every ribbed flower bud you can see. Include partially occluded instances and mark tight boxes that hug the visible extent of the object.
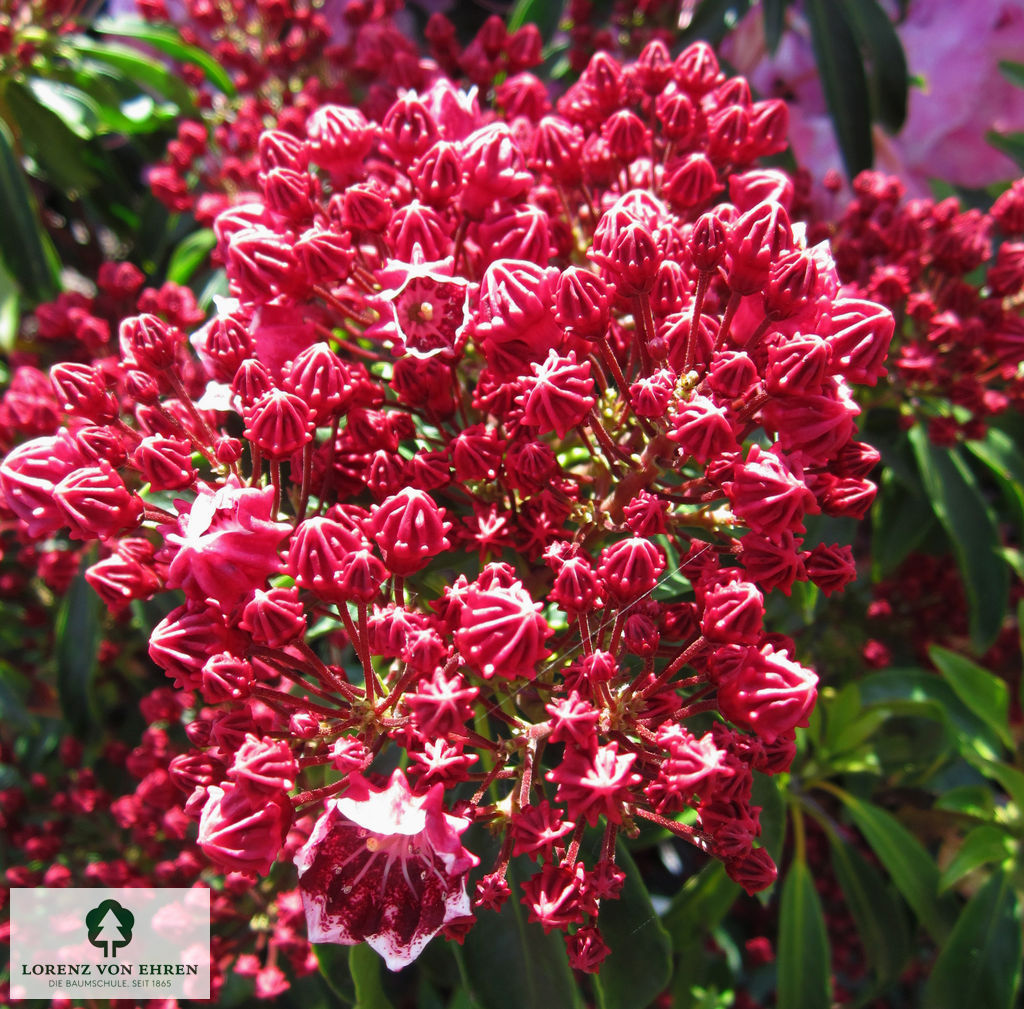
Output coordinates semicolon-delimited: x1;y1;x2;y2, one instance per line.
371;487;453;576
119;313;183;373
244;389;315;461
49;363;118;423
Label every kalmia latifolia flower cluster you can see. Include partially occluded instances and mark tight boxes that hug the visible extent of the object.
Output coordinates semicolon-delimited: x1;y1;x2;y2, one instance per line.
0;39;893;972
824;169;1024;444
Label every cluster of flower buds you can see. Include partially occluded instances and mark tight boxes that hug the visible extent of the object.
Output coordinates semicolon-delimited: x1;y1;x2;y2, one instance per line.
823;169;1024;444
139;0;545;223
0;688;316;1004
0;35;894;973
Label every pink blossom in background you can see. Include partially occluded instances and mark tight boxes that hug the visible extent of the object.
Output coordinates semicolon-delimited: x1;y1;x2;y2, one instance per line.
724;0;1024;198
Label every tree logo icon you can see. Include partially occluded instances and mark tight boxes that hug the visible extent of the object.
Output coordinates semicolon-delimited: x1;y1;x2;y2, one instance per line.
85;899;135;958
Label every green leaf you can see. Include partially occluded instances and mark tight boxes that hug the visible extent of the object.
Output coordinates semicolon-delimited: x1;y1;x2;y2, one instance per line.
315;944;355;1005
0;260;19;351
834;791;958;944
93;18;236;95
459;857;581;1009
929;645;1012;749
71;36;195;110
827;829;910;990
967;428;1024;543
777;859;831;1009
165;228;216;285
751;772;787;866
593;843;672;1009
935;785;997;821
962;752;1024;813
870;468;935;579
0;665;33;733
349;943;394;1009
21;78;103;139
858;667;1003;761
661;861;741;947
0;118;61;301
938;825;1015;892
506;0;563;43
923;869;1022;1009
839;0;908;132
762;0;787;54
998;60;1024;89
987;130;1024;170
804;0;873;178
54;561;101;739
909;427;1009;653
1019;598;1024;714
678;0;754;46
5;79;99;191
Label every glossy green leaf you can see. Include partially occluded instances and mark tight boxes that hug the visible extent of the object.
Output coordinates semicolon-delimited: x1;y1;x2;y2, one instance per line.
858;667;1002;761
839;0;908;132
935;785;998;821
349;943;394;1009
762;0;787;53
93;18;236;96
751;772;786;866
661;861;741;947
804;0;873;178
458;857;581;1009
834;791;957;943
1019;598;1024;714
0;665;33;733
827;828;910;990
777;859;830;1009
5;79;99;192
999;60;1024;89
923;869;1022;1009
166;228;216;285
870;467;935;579
678;0;753;46
987;130;1024;169
593;843;672;1009
938;825;1015;892
929;645;1012;749
71;37;195;110
962;753;1024;814
0;118;60;301
506;0;563;43
315;944;355;1005
967;428;1024;543
910;427;1009;653
0;260;19;352
54;562;101;739
22;78;103;139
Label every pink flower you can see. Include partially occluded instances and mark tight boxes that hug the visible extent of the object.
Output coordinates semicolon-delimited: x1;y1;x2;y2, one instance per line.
295;770;478;971
161;480;291;608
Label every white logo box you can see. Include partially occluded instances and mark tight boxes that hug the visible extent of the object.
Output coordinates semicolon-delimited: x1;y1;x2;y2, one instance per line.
10;887;210;1000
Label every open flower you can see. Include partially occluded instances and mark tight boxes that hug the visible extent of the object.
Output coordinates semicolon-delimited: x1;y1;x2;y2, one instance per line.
295;770;478;971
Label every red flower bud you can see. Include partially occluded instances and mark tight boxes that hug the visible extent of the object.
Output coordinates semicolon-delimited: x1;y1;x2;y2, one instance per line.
518;349;596;438
132;435;197;491
455;580;552;680
49;364;118;423
53;462;142;540
597;536;666;604
673;41;721;96
244;389;315;461
240;586;306;647
119;313;183;373
372;487;452;576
